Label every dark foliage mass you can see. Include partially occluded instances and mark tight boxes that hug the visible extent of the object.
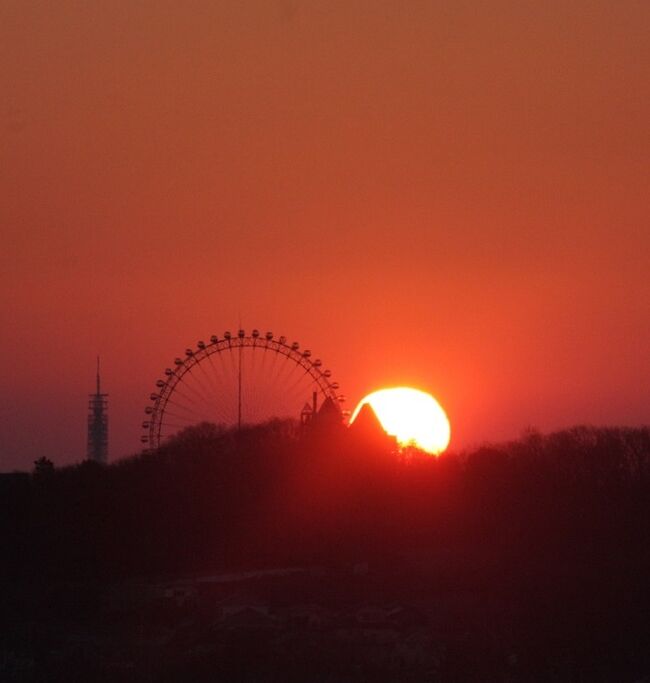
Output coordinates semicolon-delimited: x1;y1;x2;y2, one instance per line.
1;422;649;681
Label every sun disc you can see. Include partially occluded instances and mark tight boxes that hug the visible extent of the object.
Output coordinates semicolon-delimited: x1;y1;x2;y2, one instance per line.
350;387;450;454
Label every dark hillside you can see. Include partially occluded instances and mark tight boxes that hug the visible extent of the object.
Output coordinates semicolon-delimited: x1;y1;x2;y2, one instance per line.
1;423;649;681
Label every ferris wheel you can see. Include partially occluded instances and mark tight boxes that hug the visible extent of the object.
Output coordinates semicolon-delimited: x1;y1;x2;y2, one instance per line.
142;329;347;449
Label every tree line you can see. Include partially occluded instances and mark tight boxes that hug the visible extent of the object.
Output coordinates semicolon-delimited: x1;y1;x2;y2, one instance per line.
1;421;649;581
2;420;650;680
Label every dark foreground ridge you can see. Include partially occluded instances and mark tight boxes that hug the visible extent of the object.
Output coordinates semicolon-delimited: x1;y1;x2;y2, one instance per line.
1;422;649;681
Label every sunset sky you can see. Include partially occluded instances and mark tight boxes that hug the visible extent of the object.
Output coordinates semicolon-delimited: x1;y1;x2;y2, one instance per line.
1;1;648;470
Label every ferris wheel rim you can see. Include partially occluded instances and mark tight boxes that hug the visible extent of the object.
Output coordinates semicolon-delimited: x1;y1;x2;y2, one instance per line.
142;330;345;450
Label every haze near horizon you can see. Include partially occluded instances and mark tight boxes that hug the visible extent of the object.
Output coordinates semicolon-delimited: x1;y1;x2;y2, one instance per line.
1;1;648;470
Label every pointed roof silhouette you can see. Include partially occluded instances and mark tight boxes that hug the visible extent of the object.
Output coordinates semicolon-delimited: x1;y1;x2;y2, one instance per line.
349;403;397;449
311;396;341;428
350;403;385;438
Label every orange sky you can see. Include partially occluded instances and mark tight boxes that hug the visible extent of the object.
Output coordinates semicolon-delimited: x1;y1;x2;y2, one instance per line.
1;1;648;470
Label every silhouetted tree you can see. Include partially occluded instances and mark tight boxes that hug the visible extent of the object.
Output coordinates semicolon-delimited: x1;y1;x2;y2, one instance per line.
32;456;54;477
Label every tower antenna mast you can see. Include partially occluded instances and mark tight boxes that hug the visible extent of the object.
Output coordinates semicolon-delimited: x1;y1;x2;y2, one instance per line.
238;342;242;431
237;313;243;431
87;356;108;463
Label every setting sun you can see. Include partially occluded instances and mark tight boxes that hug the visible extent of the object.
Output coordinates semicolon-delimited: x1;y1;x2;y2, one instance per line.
350;387;451;455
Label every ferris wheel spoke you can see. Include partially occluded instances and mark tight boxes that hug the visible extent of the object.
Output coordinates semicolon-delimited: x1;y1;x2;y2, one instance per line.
285;373;320;418
248;346;269;425
182;365;219;409
222;343;241;419
276;356;305;404
163;394;218;424
193;360;231;424
270;352;297;391
186;358;215;400
157;402;219;424
265;342;281;384
267;357;301;418
264;363;301;420
209;348;238;420
193;355;225;410
254;344;272;420
171;373;211;408
205;351;232;417
250;344;281;421
176;371;229;422
162;403;215;427
284;365;313;396
252;355;284;421
247;345;260;424
292;375;319;406
158;408;209;425
166;383;211;414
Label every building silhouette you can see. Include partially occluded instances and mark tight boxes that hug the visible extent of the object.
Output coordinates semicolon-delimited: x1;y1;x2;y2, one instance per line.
349;402;397;449
87;357;108;463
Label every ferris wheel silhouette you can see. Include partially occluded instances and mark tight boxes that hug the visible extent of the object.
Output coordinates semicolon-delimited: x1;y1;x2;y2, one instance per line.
142;329;347;449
